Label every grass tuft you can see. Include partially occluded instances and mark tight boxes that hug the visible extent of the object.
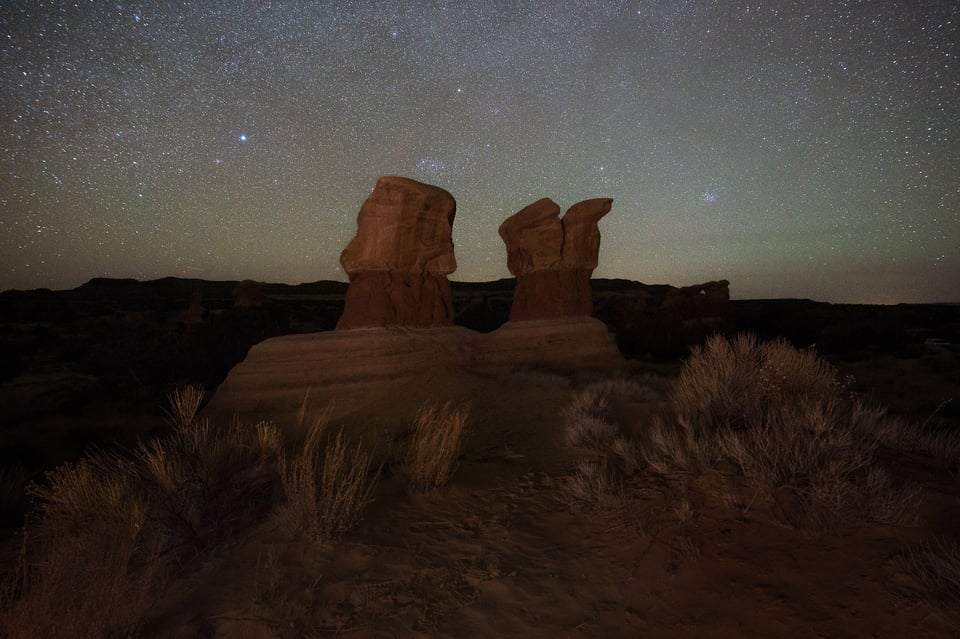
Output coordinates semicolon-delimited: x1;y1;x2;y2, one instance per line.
2;453;156;639
559;459;624;511
164;383;206;428
562;386;617;448
900;538;960;605
278;411;379;541
407;401;470;493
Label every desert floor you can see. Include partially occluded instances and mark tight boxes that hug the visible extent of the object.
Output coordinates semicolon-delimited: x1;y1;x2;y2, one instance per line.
1;331;958;637
114;349;959;639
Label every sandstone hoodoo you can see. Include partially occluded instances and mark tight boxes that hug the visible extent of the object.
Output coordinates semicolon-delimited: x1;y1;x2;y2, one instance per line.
499;197;612;321
337;176;458;329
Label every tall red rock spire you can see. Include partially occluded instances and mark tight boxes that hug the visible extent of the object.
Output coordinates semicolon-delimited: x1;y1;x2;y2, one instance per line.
499;198;612;321
337;176;457;329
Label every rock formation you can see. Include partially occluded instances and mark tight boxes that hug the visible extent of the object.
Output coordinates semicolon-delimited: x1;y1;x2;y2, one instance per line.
499;197;612;321
337;176;457;329
205;316;623;430
662;280;731;319
593;279;731;357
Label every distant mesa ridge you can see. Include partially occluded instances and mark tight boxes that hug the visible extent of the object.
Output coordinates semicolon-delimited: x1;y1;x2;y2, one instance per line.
0;275;725;308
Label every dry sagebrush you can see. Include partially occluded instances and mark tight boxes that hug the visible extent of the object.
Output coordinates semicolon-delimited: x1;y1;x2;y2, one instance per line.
564;335;925;530
559;378;664;508
2;454;156;639
670;333;842;433
135;415;282;557
562;378;668;476
1;386;386;636
0;386;284;638
656;334;924;529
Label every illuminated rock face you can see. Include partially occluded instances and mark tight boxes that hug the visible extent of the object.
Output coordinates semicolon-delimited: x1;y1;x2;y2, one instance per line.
499;197;612;321
337;176;457;329
206;316;624;430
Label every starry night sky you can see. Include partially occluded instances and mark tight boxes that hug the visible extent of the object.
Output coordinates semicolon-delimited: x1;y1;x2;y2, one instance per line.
2;1;958;303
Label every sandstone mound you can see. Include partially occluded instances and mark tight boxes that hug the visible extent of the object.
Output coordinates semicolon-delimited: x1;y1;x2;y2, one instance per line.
337;176;457;329
499;197;612;321
205;318;623;431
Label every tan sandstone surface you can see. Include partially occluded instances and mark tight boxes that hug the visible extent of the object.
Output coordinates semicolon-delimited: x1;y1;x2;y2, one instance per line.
205;317;624;432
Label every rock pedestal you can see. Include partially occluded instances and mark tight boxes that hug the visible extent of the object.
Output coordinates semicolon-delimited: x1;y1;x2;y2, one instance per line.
205;317;624;430
499;197;612;321
337;177;457;329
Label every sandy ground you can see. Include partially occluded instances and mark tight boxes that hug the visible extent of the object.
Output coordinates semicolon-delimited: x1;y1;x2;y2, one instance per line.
131;360;960;638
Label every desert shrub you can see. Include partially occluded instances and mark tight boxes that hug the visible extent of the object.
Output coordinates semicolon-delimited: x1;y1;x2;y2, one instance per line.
562;379;673;481
607;436;643;475
135;388;282;558
639;334;923;529
278;413;378;541
559;459;624;511
407;401;470;492
1;454;159;639
713;397;909;526
856;466;922;526
899;538;960;605
671;333;841;432
562;386;618;448
865;402;960;465
562;376;670;450
716;397;874;487
632;415;720;475
0;386;285;637
135;415;282;558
